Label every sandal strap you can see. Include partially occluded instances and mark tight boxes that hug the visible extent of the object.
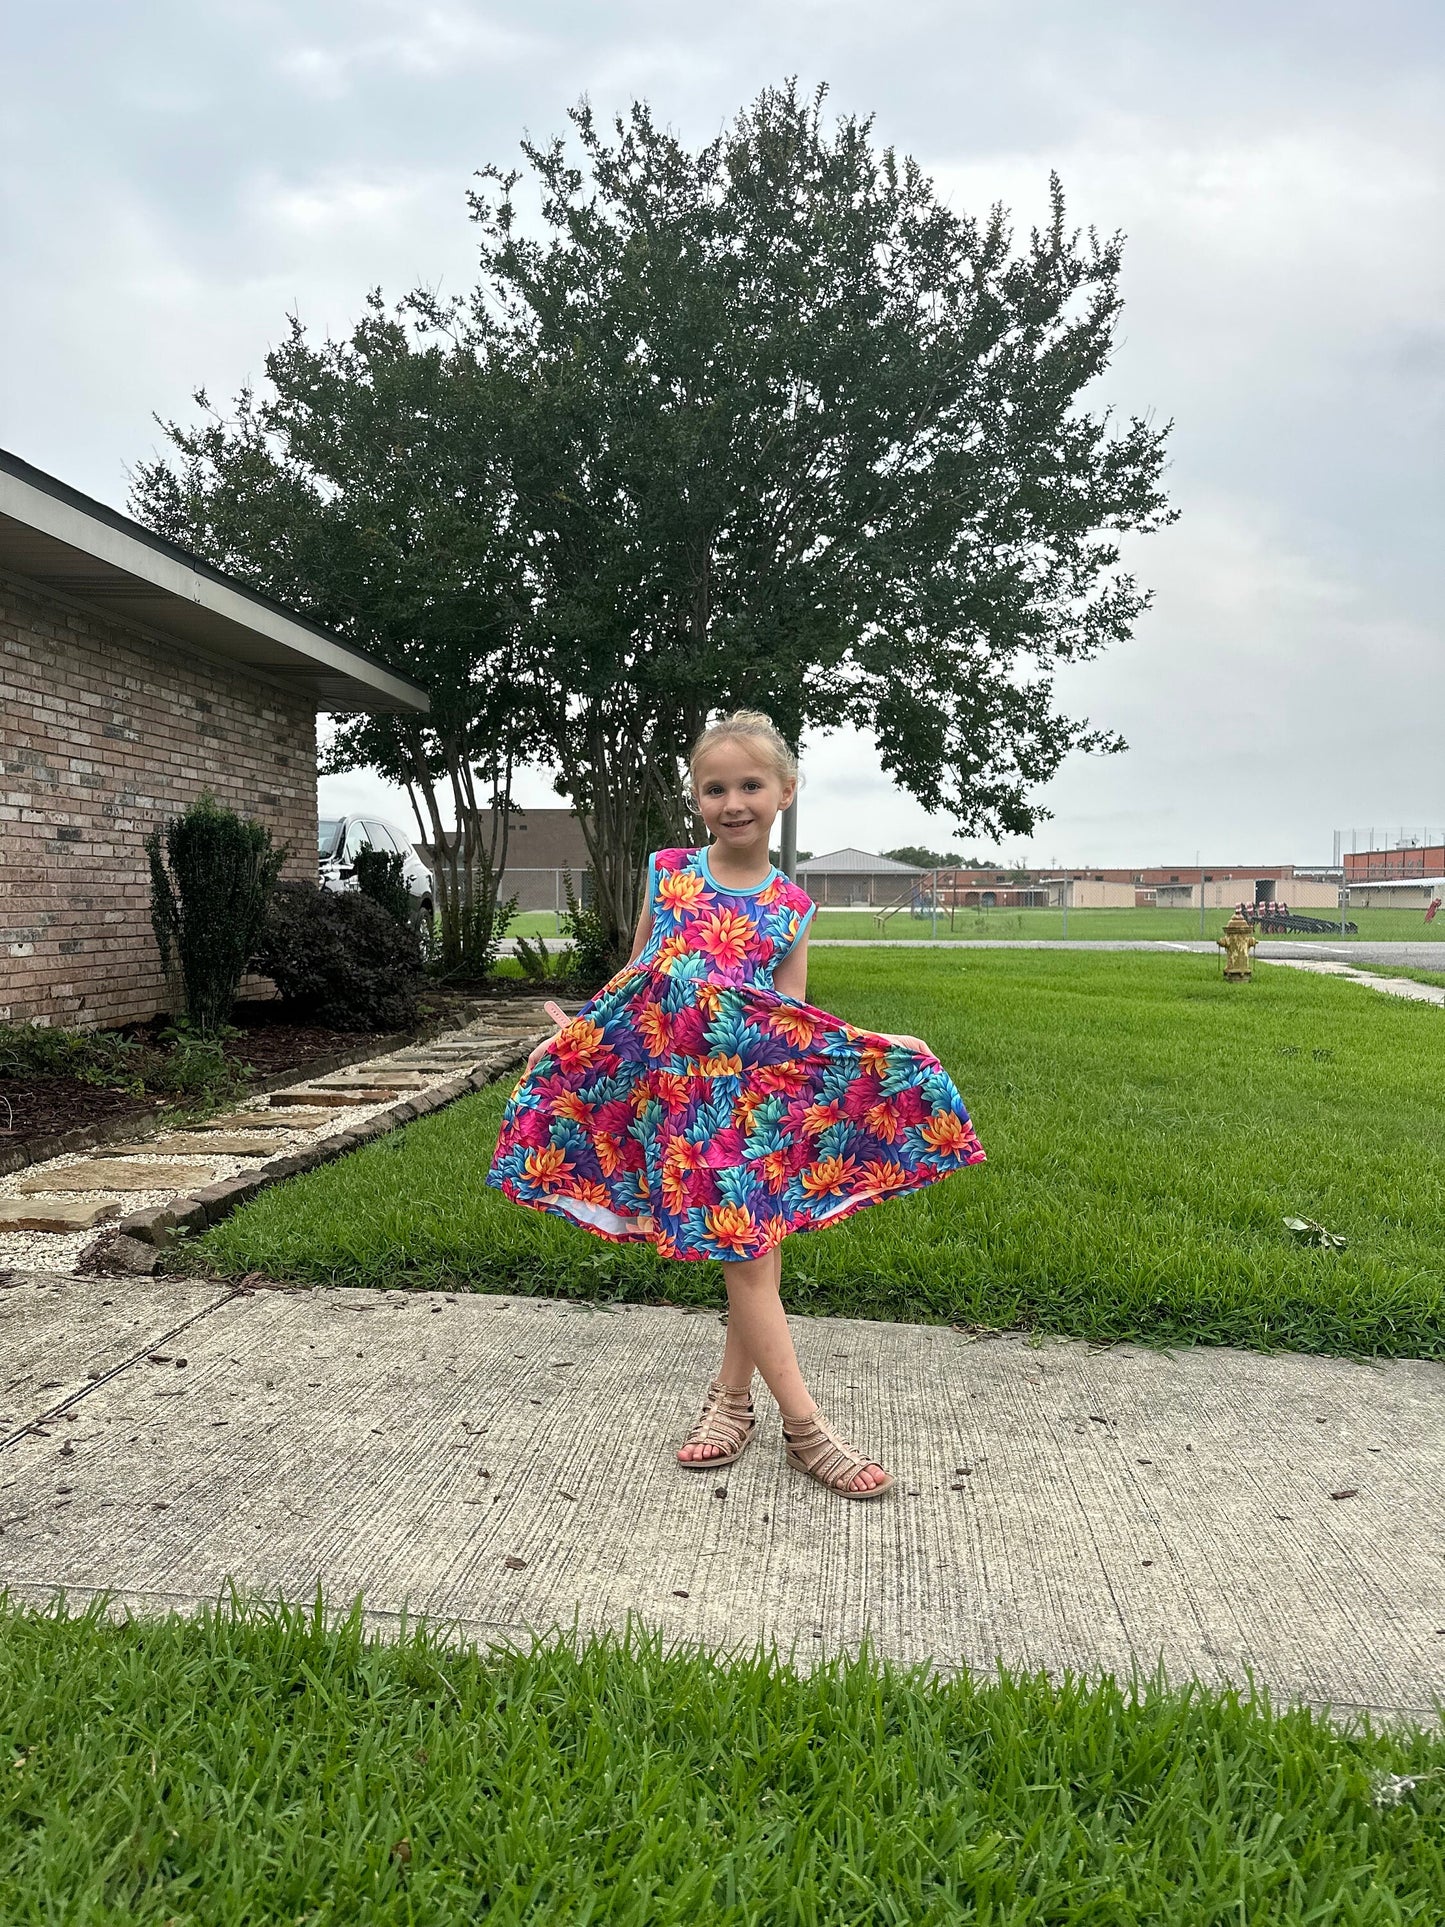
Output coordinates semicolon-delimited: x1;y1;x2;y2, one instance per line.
782;1410;874;1490
684;1381;755;1452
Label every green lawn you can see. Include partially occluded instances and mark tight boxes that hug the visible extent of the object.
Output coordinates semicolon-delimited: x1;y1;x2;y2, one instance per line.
507;905;1445;944
195;951;1445;1358
2;1596;1440;1925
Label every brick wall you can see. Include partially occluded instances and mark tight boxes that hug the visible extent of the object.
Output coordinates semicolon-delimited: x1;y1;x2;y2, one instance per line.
1;566;317;1030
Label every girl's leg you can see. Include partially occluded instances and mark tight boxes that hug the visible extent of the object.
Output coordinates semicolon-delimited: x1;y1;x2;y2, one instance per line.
676;1247;773;1464
679;1246;887;1491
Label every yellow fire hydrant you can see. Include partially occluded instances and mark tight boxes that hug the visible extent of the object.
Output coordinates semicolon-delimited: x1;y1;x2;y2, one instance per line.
1216;910;1258;982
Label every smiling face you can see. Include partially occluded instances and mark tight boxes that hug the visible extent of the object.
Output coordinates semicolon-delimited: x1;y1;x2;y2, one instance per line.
690;737;796;858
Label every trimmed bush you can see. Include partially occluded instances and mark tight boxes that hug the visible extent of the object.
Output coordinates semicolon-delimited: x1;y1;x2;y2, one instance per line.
252;882;424;1031
352;846;412;927
146;794;285;1034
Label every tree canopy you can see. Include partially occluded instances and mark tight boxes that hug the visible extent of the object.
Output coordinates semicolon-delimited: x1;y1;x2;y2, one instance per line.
133;80;1175;964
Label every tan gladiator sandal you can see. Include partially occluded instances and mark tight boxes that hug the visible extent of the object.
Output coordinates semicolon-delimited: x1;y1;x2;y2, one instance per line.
676;1378;757;1470
782;1408;895;1500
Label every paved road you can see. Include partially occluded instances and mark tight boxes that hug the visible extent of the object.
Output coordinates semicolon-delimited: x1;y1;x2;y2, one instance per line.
806;939;1445;969
2;1274;1440;1725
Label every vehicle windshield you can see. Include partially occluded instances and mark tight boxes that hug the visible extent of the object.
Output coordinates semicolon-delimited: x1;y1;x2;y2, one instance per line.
317;818;343;857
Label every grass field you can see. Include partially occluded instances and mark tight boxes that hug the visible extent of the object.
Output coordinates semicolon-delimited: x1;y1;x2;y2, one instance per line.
196;951;1445;1357
509;904;1443;944
2;1596;1441;1925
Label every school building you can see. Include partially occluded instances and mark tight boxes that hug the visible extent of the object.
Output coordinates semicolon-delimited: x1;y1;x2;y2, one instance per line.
929;864;1339;912
1341;834;1445;910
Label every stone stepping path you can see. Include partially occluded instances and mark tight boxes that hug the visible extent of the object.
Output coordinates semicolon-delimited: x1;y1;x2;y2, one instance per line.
0;1004;554;1275
0;1198;120;1232
18;1161;220;1193
92;1134;284;1159
267;1087;399;1107
308;1071;434;1090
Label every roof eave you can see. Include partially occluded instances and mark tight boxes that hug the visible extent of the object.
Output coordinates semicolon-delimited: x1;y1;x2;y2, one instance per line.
0;450;428;716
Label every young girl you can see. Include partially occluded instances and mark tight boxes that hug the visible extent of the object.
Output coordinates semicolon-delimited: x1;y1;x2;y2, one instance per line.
487;711;985;1500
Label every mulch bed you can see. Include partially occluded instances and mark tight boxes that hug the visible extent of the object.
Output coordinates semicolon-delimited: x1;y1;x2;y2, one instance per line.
0;1079;170;1143
1;987;532;1162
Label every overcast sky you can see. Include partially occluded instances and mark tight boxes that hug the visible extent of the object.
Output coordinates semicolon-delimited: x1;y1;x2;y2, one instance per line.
4;2;1441;866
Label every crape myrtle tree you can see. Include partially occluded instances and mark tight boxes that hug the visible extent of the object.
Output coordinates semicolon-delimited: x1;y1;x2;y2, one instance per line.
131;304;543;977
135;79;1174;971
433;80;1174;957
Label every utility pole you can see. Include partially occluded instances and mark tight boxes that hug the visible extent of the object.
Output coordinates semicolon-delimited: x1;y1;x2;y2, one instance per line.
779;791;798;878
779;734;800;877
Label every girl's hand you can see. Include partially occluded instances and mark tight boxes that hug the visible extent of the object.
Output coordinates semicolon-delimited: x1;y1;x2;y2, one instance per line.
521;1001;572;1078
880;1031;933;1057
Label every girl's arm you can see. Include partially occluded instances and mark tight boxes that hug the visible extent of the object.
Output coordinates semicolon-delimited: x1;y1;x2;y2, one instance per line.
626;898;654;964
771;929;809;1003
520;897;654;1077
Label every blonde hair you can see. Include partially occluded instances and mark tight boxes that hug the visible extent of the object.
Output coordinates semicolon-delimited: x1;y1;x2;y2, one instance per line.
687;709;798;788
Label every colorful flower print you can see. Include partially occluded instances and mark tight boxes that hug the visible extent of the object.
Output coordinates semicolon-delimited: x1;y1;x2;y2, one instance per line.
487;846;985;1260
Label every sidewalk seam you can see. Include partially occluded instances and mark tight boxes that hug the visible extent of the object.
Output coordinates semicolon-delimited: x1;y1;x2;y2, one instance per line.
0;1286;247;1455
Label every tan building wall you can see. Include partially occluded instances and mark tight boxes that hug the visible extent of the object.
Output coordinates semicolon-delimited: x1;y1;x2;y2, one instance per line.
1153;876;1340;911
1;566;316;1030
421;809;594;912
1047;879;1136;908
1347;883;1443;910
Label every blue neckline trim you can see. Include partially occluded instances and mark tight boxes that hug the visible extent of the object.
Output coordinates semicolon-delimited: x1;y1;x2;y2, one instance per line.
699;845;777;896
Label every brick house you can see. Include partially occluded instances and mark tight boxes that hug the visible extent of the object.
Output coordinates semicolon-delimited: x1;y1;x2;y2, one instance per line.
0;448;427;1030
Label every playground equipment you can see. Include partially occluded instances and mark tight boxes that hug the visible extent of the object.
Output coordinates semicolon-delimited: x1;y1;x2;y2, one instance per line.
1238;901;1358;936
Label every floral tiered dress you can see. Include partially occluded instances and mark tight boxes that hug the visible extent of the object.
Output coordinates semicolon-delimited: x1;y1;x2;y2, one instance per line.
487;847;986;1261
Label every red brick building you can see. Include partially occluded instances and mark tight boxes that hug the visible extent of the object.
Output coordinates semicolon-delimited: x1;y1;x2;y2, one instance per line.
1;448;426;1030
1341;836;1445;909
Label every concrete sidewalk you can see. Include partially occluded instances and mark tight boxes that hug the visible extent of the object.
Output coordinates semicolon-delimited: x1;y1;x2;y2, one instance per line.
1;1272;1441;1724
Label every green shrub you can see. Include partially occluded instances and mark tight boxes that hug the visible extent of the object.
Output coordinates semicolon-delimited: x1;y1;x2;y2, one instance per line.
252;881;424;1031
0;1023;145;1092
560;871;612;990
513;932;577;984
0;1019;244;1104
146;793;284;1033
151;1018;249;1101
352;846;412;926
433;884;517;983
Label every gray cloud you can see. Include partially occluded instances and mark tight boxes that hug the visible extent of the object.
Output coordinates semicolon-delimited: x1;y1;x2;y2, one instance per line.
4;0;1441;863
